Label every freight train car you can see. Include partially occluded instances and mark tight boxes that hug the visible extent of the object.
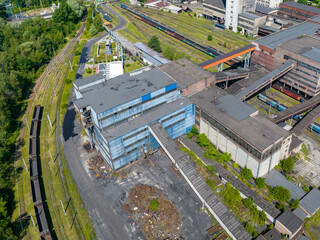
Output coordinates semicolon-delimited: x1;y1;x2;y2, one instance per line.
272;83;303;101
29;105;53;240
258;93;320;133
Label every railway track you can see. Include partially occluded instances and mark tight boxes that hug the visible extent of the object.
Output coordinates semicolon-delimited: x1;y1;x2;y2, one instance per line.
15;21;85;240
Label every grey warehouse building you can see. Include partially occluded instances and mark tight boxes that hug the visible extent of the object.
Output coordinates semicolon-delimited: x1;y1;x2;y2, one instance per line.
191;87;292;178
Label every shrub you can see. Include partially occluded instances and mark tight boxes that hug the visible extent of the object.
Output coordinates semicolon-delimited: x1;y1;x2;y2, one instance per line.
150;198;159;211
241;166;253;181
243;197;253;208
255;177;265;188
206;165;216;176
126;63;131;67
245;222;259;238
276;202;286;212
207;35;212;41
272;186;291;202
233;162;239;169
197;133;211;148
290;199;299;210
280;156;295;173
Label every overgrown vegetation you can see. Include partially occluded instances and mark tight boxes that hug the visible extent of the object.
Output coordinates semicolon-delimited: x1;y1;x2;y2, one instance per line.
0;1;84;238
240;166;253;181
280;156;295;173
271;186;291;202
255;177;265;189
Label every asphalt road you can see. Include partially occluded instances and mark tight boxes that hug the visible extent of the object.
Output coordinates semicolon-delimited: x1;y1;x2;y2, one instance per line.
62;5;131;240
62;103;130;240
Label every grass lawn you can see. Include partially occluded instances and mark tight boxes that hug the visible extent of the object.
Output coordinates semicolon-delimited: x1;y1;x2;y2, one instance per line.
305;210;320;240
124;61;143;73
111;4;212;64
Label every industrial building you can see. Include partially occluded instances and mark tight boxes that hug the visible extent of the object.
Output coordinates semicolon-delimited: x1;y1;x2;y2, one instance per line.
191;87;292;178
256;0;282;9
279;1;320;21
202;0;268;35
134;42;171;67
238;11;267;37
252;15;320;96
273;34;320;97
160;58;215;96
294;188;320;220
73;66;194;170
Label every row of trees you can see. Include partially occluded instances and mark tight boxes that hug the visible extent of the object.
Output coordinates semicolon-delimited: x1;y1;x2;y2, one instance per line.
0;0;85;238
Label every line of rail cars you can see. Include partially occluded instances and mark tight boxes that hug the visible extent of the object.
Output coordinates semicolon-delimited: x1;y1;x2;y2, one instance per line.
29;105;52;240
258;93;320;133
120;4;236;66
272;82;304;101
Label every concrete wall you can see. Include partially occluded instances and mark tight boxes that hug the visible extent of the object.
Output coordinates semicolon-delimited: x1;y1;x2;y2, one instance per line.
199;118;284;178
182;76;215;97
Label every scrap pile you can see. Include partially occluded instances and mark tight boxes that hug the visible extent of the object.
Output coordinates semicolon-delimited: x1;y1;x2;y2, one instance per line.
88;155;111;179
124;185;182;240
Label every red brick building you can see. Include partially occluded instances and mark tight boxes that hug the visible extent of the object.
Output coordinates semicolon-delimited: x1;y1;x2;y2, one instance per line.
279;1;320;21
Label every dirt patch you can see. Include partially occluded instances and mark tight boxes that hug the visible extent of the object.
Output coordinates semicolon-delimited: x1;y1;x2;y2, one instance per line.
123;185;182;240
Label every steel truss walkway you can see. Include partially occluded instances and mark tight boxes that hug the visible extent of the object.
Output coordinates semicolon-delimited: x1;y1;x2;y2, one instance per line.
199;44;256;69
273;94;320;124
292;105;320;134
148;123;252;240
235;61;295;101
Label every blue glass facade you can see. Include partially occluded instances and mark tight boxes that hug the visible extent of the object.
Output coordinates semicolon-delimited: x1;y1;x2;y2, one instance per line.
86;81;195;170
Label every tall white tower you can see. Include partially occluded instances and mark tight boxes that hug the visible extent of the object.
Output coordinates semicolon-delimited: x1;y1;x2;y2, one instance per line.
225;0;240;32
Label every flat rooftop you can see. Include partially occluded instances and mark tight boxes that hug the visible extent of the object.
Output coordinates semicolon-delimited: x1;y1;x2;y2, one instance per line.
160;58;213;89
256;4;277;15
278;35;320;63
78;66;176;114
280;1;320;15
203;0;226;10
104;97;192;141
191;87;290;152
239;11;264;20
276;210;303;234
299;188;320;216
254;15;320;50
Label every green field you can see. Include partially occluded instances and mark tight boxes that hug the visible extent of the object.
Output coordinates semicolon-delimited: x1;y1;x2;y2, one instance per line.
130;5;252;53
305;210;320;240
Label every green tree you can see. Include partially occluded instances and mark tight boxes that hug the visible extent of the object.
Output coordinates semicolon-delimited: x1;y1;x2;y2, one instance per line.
89;25;98;36
255;177;265;188
290;199;299;210
241;166;253;181
207;35;212;41
67;0;85;19
280;156;295;173
221;182;242;206
272;186;291;202
197;133;211;148
190;124;198;135
53;1;77;23
148;35;162;53
245;222;259;238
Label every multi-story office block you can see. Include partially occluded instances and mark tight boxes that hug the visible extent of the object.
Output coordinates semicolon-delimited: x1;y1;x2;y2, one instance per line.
74;66;194;170
257;0;282;9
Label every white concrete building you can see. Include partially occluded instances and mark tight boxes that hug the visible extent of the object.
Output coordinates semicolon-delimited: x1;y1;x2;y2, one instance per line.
257;0;282;9
192;87;292;178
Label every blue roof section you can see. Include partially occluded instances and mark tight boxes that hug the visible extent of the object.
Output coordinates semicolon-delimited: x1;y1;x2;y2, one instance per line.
134;42;171;66
299;188;320;215
302;48;320;63
254;16;320;50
